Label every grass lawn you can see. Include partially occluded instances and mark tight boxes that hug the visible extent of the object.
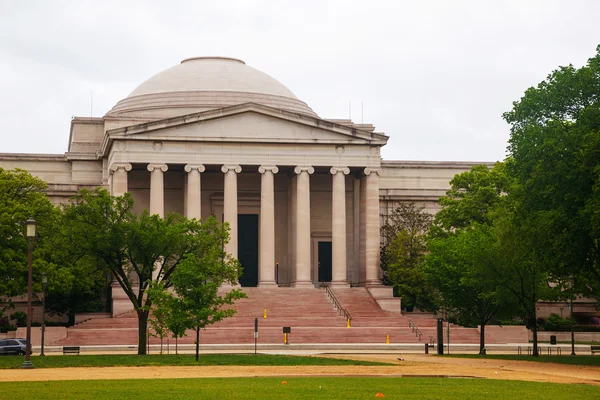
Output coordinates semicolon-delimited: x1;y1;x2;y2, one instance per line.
446;354;600;366
0;354;388;369
1;377;598;400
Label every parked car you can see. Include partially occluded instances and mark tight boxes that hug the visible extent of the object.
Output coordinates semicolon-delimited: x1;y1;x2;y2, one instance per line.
0;338;27;355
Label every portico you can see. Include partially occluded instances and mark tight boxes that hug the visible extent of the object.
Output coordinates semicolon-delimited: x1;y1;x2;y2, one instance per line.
106;136;384;289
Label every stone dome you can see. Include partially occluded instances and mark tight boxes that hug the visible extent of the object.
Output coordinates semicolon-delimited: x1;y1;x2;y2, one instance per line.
107;57;316;118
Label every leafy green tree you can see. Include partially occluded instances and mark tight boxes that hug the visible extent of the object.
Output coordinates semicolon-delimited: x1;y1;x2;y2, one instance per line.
503;45;600;298
487;208;556;355
381;203;434;311
430;163;508;237
147;296;170;354
149;252;246;361
0;168;55;318
55;188;240;355
428;163;554;355
425;224;507;354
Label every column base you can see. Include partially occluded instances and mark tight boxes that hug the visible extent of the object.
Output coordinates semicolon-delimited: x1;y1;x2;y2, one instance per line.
258;281;278;287
293;280;314;288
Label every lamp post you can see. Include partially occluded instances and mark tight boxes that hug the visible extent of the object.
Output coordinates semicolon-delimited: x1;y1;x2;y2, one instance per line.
22;217;37;369
40;272;47;357
569;276;576;356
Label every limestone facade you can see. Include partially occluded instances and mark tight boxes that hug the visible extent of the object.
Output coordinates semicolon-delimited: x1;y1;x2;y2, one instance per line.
0;57;487;311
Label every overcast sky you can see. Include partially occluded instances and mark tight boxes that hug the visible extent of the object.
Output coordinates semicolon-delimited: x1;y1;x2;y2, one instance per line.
0;0;598;162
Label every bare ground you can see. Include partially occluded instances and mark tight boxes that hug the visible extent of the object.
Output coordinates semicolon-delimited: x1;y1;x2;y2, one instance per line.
0;354;598;386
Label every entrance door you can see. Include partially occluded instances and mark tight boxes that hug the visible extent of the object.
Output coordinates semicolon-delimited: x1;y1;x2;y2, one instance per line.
318;241;332;282
238;214;259;287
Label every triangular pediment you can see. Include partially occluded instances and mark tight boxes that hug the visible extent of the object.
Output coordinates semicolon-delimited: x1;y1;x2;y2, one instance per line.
104;103;388;147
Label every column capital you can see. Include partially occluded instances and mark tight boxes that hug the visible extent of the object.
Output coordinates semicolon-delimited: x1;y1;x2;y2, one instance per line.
109;163;132;174
147;163;168;172
258;165;279;174
294;166;314;175
364;168;381;176
221;165;242;173
330;167;350;175
184;164;206;173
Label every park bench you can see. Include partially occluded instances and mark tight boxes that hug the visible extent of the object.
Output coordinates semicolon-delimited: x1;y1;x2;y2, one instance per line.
591;346;600;355
63;346;81;355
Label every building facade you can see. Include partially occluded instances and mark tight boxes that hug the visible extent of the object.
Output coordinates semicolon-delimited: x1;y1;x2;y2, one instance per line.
0;57;482;315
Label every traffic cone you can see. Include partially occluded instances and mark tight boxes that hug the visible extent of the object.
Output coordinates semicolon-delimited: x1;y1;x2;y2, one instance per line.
375;393;384;397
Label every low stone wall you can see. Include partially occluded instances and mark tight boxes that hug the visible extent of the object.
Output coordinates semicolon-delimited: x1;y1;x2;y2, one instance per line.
483;325;529;344
534;331;600;342
8;327;67;345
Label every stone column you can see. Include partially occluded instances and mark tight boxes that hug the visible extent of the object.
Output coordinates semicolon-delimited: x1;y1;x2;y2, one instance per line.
109;163;132;196
294;166;314;287
147;164;168;218
330;167;350;286
184;164;205;220
109;162;133;316
222;165;242;259
364;168;381;285
258;165;279;286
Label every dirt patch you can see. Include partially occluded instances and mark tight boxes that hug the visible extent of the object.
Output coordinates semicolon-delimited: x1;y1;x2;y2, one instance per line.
0;354;598;386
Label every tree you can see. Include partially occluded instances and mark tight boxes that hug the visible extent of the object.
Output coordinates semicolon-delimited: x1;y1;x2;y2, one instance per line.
427;163;554;356
425;224;507;354
150;252;246;361
503;44;600;299
381;203;434;311
55;188;240;355
0;168;55;318
430;163;508;237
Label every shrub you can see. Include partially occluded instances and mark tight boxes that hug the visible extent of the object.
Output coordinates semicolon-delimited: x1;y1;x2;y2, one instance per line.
536;317;547;327
0;320;17;333
589;317;600;326
9;311;27;327
544;313;573;331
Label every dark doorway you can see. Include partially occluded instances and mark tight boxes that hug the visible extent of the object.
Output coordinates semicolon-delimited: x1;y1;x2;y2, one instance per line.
318;241;332;282
238;214;259;287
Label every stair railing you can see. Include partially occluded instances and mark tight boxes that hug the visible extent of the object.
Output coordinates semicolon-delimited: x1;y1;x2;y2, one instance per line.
321;283;352;324
408;319;423;342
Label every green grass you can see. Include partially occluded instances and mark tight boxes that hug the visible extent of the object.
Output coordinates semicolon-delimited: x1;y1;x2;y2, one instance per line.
0;377;598;399
446;354;600;366
0;354;388;369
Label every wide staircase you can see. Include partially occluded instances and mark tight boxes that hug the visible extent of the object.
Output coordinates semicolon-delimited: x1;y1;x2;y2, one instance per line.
50;287;481;346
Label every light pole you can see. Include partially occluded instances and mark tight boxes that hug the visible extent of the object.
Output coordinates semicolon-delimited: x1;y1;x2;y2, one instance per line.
22;217;37;369
569;276;576;356
40;272;47;357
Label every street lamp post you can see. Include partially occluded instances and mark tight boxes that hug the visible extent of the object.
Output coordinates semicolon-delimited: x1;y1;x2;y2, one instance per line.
569;276;576;356
40;272;47;357
22;217;37;369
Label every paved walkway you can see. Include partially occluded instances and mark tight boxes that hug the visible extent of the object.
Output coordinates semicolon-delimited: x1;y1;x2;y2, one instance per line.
1;354;598;386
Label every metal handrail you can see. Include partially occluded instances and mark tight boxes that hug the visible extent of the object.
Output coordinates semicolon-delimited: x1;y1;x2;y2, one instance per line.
321;283;352;323
408;319;423;342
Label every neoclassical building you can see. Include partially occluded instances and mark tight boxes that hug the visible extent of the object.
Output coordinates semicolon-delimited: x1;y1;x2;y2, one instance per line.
0;57;480;314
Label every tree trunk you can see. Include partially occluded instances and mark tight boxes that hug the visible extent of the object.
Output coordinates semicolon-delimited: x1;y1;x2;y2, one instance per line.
176;337;178;356
479;323;486;355
160;337;163;355
195;327;200;362
532;312;539;357
137;310;149;355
